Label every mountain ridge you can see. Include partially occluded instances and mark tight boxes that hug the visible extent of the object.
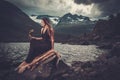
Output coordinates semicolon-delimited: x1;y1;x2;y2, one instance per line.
0;0;40;42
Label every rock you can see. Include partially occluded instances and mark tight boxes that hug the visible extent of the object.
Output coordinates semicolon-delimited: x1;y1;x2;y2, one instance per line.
81;41;90;45
18;60;69;80
93;35;100;40
81;62;93;68
74;67;81;72
61;73;69;77
98;43;113;49
108;42;120;58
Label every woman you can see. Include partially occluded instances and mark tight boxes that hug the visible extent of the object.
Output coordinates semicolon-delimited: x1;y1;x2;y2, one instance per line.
16;18;55;73
26;18;54;63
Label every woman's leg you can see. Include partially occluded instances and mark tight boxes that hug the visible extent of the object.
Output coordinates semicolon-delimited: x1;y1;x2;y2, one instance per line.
29;49;61;66
16;42;34;73
17;62;30;73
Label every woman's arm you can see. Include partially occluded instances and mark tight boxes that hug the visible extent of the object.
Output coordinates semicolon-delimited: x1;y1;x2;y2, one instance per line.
50;29;54;49
29;29;43;40
31;37;43;40
29;34;43;40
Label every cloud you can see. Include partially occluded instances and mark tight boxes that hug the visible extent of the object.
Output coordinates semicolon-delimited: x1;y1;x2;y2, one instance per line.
5;0;71;16
74;0;92;5
74;0;120;17
74;0;107;5
5;0;120;18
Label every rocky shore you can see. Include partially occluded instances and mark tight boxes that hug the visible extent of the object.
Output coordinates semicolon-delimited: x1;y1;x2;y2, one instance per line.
0;42;120;80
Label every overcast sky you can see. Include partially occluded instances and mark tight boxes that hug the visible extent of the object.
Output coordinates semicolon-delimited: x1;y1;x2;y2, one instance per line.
6;0;120;18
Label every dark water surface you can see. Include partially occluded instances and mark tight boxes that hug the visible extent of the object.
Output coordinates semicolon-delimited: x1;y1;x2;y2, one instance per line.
0;42;108;66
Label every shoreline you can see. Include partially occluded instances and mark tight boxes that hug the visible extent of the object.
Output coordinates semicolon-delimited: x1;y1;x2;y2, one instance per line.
0;40;120;80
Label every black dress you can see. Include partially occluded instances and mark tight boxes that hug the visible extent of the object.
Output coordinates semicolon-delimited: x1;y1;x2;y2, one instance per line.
25;30;51;63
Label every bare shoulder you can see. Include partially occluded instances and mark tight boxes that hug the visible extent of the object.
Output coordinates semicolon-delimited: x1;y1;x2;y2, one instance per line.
50;28;54;32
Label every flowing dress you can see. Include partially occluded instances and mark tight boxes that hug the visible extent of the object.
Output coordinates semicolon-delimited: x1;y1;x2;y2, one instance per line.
25;30;51;63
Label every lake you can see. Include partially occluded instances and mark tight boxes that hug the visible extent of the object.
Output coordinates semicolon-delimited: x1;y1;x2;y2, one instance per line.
0;43;107;66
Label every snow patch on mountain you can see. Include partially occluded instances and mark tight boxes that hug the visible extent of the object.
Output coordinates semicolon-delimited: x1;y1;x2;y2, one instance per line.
29;16;41;24
29;15;60;26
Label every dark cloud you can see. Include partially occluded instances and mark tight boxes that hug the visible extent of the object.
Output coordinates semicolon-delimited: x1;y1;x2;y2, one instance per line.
5;0;71;16
5;0;120;18
74;0;92;5
74;0;120;17
74;0;107;5
97;0;120;16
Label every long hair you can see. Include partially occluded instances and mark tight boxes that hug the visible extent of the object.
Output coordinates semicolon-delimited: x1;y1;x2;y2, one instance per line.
42;18;51;28
42;18;53;36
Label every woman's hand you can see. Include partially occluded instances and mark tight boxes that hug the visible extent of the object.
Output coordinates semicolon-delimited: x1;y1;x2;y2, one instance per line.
28;29;43;40
29;29;34;40
29;29;34;34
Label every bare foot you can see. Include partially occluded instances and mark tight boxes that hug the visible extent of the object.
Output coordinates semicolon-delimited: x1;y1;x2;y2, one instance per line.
17;64;30;73
18;66;26;73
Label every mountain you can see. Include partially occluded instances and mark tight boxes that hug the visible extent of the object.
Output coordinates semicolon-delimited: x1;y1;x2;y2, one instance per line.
54;13;96;36
30;13;96;28
0;0;40;42
30;15;60;27
57;13;94;25
88;13;120;41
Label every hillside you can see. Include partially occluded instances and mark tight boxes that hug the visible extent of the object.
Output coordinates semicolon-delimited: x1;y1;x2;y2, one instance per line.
0;0;40;42
89;13;120;41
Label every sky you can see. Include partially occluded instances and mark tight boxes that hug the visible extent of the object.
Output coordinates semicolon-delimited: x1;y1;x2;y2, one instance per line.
5;0;120;18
